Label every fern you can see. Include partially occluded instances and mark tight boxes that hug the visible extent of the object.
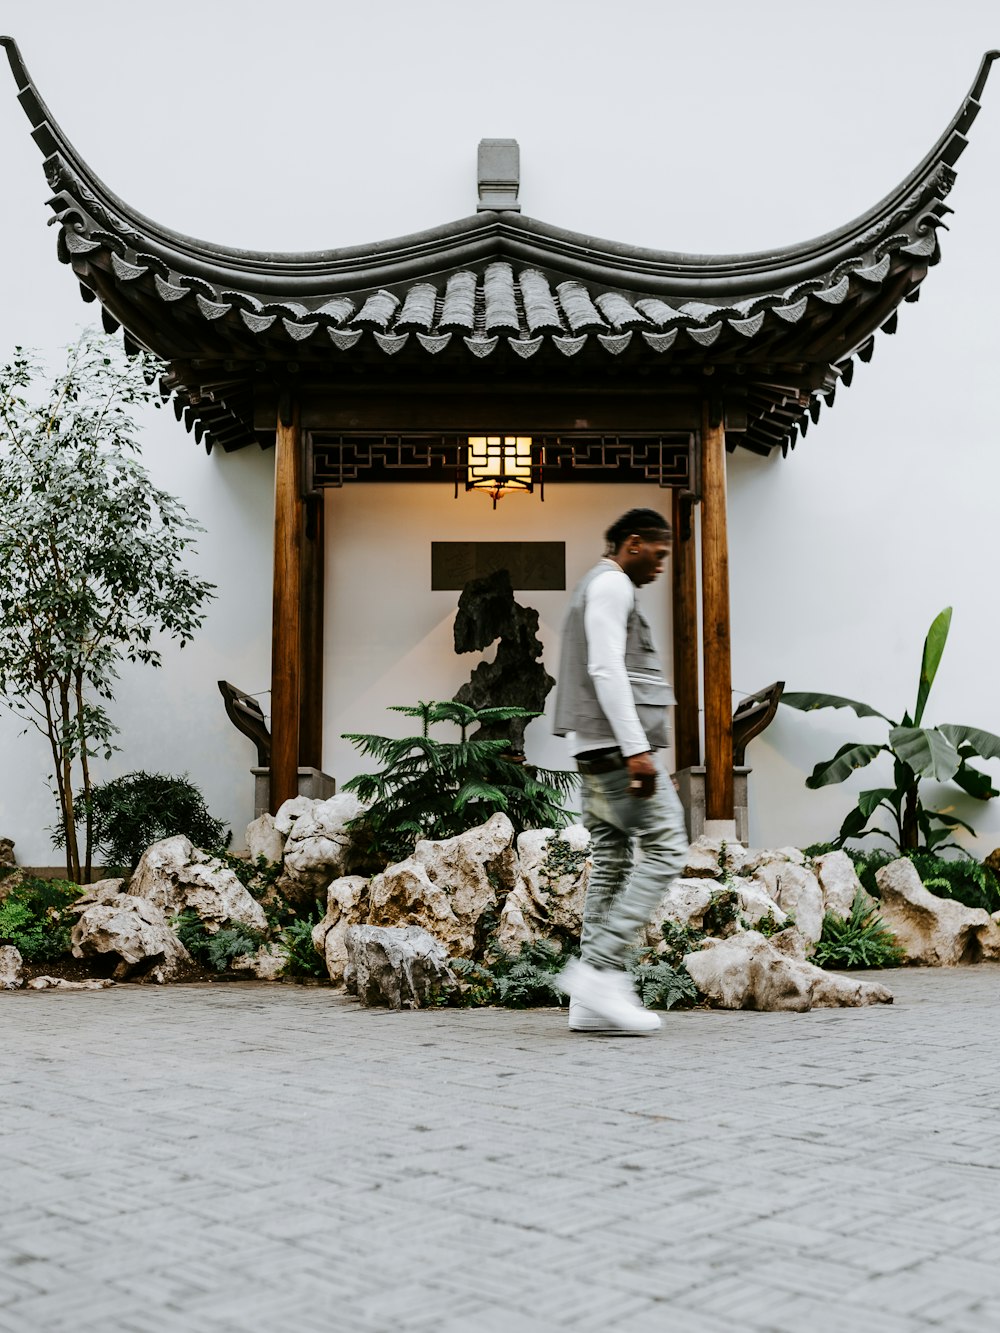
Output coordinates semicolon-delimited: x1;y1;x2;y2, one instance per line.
628;959;698;1010
343;700;575;866
812;890;904;969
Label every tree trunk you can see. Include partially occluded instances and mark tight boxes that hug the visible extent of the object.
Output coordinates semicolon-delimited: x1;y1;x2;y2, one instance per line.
76;669;93;883
901;783;920;851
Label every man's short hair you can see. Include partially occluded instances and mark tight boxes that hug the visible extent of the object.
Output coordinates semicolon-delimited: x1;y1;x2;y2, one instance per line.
604;508;672;552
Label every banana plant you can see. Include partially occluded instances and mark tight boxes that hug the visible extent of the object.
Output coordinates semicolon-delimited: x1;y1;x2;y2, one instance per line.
781;608;1000;851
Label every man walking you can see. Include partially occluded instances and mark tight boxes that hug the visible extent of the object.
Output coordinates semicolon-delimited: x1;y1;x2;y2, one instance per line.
553;508;689;1034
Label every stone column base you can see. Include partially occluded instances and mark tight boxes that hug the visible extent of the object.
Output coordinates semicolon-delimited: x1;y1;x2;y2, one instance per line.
673;766;751;846
251;767;337;820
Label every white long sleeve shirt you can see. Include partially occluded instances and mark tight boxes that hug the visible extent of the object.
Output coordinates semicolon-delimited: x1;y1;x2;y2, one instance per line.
571;561;651;758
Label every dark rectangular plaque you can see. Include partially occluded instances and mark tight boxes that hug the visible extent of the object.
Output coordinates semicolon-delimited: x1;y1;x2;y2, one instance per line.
432;542;566;591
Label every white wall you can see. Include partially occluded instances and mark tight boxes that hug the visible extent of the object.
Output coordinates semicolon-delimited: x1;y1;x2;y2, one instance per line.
1;0;998;862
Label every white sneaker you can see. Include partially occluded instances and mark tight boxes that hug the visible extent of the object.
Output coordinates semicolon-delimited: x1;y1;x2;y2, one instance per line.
558;959;661;1035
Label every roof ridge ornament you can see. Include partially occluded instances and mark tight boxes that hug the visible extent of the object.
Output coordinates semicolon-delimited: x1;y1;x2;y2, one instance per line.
477;138;520;213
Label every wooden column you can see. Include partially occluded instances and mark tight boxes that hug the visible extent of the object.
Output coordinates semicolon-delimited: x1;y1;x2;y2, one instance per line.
671;488;700;771
298;494;325;770
270;397;304;813
700;400;734;821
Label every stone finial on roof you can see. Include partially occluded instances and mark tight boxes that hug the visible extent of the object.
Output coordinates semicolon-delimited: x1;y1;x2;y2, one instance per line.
477;138;520;213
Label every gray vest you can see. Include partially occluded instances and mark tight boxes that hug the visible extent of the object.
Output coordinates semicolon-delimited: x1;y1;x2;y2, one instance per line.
553;560;674;749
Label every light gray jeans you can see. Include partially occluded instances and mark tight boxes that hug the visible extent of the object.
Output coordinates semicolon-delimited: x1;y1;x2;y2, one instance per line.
579;758;690;971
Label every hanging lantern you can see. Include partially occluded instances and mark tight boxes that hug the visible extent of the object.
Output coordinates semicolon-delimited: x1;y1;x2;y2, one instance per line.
465;436;534;508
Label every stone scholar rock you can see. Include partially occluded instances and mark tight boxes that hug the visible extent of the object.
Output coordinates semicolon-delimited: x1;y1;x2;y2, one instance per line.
277;792;369;904
345;924;455;1009
495;825;590;953
875;858;997;965
71;895;191;982
753;861;826;945
813;850;863;920
367;812;517;959
244;812;286;866
684;929;894;1011
312;875;371;983
129;836;266;933
0;944;23;990
27;976;115;990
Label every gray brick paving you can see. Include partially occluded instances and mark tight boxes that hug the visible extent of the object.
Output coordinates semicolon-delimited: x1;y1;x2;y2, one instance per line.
3;967;1000;1331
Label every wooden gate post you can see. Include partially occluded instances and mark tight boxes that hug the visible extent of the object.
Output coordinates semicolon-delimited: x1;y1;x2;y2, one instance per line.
671;487;700;770
270;396;303;813
700;400;734;824
299;493;325;770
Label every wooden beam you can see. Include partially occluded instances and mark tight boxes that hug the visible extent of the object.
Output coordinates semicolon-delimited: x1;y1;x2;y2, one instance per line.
298;494;325;770
700;400;734;821
671;488;700;771
270;397;303;812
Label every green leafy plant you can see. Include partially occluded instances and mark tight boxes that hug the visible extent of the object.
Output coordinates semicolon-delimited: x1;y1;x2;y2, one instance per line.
0;334;215;880
449;938;571;1008
0;877;82;961
172;909;265;973
343;700;576;865
76;771;230;871
812;890;905;969
279;909;328;979
628;958;698;1009
783;608;1000;851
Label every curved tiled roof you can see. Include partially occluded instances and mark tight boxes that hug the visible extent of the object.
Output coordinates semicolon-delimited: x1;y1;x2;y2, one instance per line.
2;37;996;458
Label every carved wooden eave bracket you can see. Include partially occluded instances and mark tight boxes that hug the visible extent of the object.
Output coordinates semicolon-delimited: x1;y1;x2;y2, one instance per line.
2;37;996;459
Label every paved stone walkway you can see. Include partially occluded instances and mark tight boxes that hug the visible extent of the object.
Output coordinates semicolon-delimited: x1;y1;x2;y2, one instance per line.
3;967;1000;1332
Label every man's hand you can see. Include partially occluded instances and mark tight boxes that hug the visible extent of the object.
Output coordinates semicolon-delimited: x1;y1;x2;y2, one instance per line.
626;751;657;799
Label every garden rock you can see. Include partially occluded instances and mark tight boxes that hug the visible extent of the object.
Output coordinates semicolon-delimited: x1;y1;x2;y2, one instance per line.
277;793;369;903
367;812;517;959
752;861;825;944
0;837;15;867
26;976;115;990
0;945;23;989
684;837;725;878
70;878;127;909
274;795;317;836
231;944;288;980
71;895;191;982
813;851;862;920
128;836;266;933
731;877;787;929
495;826;590;953
645;878;714;944
345;924;455;1009
875;858;996;965
245;813;285;865
313;875;371;983
684;929;894;1011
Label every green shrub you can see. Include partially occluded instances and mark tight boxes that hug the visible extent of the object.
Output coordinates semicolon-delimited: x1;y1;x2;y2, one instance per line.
279;910;328;979
82;771;230;870
812;890;905;969
343;700;575;866
449;939;571;1007
0;878;82;961
172;909;264;972
906;853;1000;913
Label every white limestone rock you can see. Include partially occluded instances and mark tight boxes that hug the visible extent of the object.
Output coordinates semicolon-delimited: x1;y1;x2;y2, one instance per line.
313;875;371;983
69;878;127;910
274;795;318;836
231;944;288;980
731;876;787;929
752;861;825;944
875;858;994;965
245;813;286;865
683;929;894;1011
129;836;267;933
494;826;590;953
684;836;725;878
71;895;190;982
367;813;517;959
26;976;115;990
645;877;714;945
0;945;23;990
345;924;455;1009
813;850;862;920
278;793;369;899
